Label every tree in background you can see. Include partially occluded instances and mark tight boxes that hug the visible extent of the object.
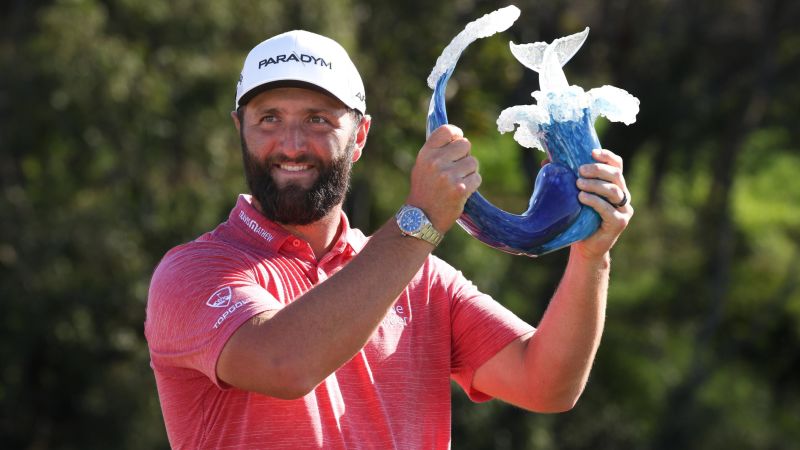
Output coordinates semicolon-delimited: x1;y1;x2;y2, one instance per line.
1;0;799;449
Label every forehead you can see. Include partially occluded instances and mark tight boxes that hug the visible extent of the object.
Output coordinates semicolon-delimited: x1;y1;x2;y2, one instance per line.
245;87;348;113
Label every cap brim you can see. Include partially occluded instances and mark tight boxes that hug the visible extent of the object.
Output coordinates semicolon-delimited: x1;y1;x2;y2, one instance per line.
238;80;351;111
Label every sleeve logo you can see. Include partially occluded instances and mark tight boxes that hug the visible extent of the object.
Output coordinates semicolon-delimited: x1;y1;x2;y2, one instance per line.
206;286;233;308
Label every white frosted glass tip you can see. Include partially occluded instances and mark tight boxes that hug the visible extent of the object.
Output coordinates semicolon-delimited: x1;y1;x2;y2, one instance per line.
427;6;521;88
588;85;640;125
497;104;549;151
509;27;589;73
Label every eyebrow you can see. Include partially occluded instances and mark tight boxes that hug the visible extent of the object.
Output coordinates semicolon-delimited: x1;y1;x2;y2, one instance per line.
307;107;342;114
253;107;280;116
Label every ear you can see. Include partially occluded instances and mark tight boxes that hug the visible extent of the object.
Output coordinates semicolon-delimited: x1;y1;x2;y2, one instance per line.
231;110;242;133
351;114;371;163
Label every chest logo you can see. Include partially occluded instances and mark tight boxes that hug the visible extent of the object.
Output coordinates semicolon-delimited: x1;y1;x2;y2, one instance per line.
206;286;233;308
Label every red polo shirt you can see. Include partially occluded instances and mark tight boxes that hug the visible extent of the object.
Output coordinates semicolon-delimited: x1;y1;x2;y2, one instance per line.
145;194;534;449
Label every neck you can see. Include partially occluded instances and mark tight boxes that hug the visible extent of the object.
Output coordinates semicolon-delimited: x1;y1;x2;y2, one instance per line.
282;207;344;259
253;198;344;260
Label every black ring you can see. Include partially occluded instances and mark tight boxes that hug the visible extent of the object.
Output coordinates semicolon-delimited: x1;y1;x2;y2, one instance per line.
614;191;629;208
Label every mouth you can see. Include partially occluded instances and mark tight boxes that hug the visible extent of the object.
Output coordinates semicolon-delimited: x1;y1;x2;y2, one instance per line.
271;162;317;187
276;163;314;173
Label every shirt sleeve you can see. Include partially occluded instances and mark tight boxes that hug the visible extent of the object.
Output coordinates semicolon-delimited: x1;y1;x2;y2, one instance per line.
436;257;535;402
144;242;281;388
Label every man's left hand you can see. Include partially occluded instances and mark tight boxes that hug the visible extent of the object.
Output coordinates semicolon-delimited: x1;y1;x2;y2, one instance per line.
572;148;634;260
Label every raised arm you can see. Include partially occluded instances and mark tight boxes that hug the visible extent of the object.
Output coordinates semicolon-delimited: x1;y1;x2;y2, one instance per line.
217;125;481;399
473;148;633;412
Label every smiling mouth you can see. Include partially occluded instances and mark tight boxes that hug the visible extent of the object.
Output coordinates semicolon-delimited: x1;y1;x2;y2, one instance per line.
276;163;313;172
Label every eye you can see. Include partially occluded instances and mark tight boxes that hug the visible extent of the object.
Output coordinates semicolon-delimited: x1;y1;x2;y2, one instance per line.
309;115;328;124
259;114;278;123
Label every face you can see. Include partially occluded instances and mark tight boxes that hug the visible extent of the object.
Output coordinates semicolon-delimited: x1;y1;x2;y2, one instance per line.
235;87;367;225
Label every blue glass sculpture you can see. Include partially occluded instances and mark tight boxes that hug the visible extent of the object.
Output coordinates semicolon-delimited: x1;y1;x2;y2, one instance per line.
426;6;639;256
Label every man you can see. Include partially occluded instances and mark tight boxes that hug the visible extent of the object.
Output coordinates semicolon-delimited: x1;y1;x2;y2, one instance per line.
145;30;633;449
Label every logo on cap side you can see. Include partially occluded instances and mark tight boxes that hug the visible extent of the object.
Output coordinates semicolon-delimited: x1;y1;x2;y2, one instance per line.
258;52;332;70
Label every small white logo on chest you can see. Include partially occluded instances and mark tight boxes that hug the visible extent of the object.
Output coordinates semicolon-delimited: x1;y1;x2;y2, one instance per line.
206;286;232;308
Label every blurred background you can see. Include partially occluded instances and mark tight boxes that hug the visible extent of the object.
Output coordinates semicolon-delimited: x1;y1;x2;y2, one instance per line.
2;0;799;448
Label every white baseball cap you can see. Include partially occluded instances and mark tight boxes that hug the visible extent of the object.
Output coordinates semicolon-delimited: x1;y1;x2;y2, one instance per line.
235;30;366;114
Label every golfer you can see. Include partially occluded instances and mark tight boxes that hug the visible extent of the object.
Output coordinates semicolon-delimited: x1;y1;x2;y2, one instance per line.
145;29;633;449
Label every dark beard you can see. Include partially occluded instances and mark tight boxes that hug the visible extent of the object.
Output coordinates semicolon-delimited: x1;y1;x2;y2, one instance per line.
240;132;355;225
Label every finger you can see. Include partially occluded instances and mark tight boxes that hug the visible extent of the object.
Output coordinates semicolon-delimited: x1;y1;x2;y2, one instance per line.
576;178;628;206
591;148;623;171
450;154;479;177
578;191;632;228
579;162;624;185
449;175;481;199
427;124;464;148
435;157;478;196
461;171;482;195
424;137;471;164
445;137;472;161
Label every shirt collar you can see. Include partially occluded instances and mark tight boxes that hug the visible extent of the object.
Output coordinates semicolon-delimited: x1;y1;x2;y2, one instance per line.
229;194;290;253
229;194;367;257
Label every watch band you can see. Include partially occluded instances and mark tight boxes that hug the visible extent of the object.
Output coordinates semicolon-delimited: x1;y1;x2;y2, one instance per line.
415;222;444;247
396;205;444;247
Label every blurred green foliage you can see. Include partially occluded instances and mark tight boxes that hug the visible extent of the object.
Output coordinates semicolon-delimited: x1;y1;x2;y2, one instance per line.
2;0;799;448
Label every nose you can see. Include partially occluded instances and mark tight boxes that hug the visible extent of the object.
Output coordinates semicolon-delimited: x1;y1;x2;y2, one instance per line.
278;122;307;158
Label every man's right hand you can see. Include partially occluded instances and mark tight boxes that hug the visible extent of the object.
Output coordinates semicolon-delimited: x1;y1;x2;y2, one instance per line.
406;125;481;233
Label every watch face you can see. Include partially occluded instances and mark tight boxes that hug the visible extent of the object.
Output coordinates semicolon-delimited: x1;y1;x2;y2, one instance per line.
399;207;425;233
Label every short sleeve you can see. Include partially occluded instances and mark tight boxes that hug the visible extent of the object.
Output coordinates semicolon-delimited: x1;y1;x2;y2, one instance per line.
145;242;281;388
437;259;535;402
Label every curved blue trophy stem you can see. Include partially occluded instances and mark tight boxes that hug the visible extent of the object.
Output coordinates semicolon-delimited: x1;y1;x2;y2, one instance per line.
427;67;454;138
426;68;601;256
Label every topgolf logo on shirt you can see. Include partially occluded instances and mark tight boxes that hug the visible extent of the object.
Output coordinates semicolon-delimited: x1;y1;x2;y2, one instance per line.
206;286;232;308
